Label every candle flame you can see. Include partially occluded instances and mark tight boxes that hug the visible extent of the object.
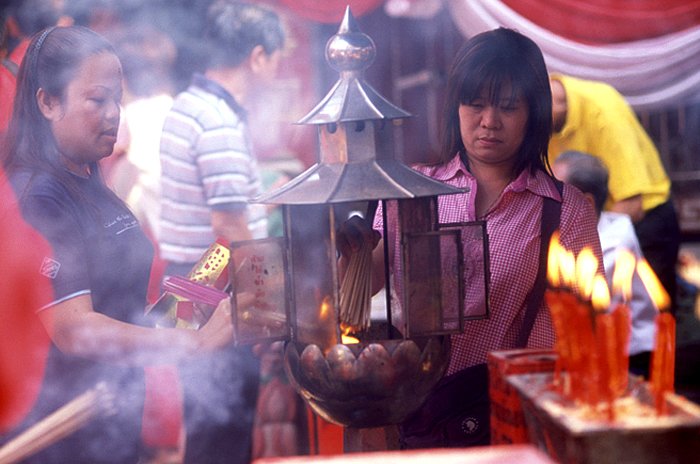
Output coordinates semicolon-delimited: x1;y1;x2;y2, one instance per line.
560;248;576;289
340;323;359;344
612;249;635;301
576;247;598;300
590;274;610;312
637;259;670;312
547;232;562;287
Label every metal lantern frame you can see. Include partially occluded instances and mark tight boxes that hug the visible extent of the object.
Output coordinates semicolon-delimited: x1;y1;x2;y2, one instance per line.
225;6;490;428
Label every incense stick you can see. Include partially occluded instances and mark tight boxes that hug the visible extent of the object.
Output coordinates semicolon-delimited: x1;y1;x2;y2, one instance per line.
0;383;116;464
339;240;373;332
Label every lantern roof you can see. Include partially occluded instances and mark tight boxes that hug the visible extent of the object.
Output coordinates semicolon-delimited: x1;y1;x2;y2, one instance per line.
255;6;466;205
299;6;411;124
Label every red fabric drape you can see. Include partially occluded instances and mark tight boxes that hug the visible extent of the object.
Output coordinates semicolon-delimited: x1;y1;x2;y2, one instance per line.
501;0;700;44
274;0;384;23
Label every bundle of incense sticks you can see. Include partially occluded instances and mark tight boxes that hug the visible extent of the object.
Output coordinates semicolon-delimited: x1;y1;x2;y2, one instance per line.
339;239;373;332
162;275;229;307
0;383;115;464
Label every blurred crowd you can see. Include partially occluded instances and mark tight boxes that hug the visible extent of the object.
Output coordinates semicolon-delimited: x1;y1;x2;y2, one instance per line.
0;1;698;463
1;1;306;463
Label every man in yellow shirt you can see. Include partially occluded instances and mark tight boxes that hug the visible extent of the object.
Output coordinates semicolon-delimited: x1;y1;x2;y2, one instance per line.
549;74;680;311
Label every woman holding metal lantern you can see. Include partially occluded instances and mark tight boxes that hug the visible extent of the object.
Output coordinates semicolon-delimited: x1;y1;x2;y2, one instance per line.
340;27;604;448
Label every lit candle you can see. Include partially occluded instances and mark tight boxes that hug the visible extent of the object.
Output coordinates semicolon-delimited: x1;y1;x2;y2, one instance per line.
637;258;674;415
576;248;598;301
545;233;571;394
592;274;615;420
610;249;635;397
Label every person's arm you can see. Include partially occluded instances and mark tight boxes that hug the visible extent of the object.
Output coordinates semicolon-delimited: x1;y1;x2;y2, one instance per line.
608;194;644;223
211;209;253;243
39;294;234;367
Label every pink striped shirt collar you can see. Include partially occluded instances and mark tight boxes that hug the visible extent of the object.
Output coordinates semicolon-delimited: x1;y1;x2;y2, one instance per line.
418;154;562;202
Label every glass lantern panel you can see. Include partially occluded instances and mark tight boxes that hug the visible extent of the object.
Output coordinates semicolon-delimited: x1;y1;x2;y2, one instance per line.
439;221;490;320
286;204;339;350
402;229;464;337
229;237;290;344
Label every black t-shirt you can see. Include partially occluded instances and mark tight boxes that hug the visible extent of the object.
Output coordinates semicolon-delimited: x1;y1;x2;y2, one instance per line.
8;169;153;463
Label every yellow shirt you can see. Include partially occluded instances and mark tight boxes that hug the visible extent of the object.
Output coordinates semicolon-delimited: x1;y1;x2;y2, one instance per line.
548;74;670;212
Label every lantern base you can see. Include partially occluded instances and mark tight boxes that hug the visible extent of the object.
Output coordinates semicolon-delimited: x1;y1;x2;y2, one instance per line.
283;336;449;428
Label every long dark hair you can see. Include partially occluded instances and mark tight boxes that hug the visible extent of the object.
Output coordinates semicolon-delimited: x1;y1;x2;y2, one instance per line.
439;28;553;176
1;26;119;209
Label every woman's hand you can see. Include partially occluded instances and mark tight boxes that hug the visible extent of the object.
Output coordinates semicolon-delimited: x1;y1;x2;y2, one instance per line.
336;215;381;259
196;297;235;351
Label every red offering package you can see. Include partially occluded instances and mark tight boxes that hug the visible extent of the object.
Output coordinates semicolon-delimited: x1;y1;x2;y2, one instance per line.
162;275;229;306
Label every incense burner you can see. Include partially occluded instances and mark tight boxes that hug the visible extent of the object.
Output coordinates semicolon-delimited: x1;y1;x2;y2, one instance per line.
284;336;449;428
227;7;487;430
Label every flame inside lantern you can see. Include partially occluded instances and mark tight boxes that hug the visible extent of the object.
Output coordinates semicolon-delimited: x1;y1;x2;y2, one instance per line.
319;296;332;321
340;323;360;344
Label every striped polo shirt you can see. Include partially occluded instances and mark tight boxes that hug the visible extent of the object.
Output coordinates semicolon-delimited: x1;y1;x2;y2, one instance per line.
159;74;267;264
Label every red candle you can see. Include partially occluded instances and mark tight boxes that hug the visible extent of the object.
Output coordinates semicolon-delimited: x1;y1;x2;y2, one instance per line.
592;275;615;420
637;258;674;415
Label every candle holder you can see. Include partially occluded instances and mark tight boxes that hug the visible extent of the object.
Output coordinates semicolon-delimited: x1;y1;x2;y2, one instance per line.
508;372;700;464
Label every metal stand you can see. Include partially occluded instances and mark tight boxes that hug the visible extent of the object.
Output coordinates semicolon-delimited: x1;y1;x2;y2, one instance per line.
343;425;400;453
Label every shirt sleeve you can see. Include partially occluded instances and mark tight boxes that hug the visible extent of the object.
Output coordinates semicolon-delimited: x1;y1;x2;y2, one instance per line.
195;114;256;210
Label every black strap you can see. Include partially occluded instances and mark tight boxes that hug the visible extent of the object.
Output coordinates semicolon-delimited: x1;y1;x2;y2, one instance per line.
515;178;563;347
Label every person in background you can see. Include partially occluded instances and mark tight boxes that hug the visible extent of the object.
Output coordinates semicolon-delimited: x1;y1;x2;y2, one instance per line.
1;10;18;135
158;2;285;463
2;0;71;136
0;167;53;434
109;23;177;241
340;28;604;448
1;26;234;463
549;73;681;313
552;150;656;378
3;0;69;66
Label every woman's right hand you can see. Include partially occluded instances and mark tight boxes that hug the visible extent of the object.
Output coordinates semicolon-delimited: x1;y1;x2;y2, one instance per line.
336;215;381;259
196;297;235;351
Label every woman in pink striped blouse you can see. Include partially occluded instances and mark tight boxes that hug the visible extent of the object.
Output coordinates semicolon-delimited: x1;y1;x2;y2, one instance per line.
342;27;603;449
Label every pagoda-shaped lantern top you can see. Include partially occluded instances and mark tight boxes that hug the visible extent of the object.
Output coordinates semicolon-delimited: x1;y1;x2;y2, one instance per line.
228;7;489;428
257;6;463;204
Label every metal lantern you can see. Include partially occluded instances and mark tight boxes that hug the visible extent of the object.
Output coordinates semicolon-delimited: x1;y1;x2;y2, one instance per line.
229;7;489;428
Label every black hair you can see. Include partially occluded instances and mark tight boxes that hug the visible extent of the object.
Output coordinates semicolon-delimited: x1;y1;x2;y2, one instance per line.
204;0;285;69
7;0;62;35
555;150;609;213
2;26;121;215
439;28;553;176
